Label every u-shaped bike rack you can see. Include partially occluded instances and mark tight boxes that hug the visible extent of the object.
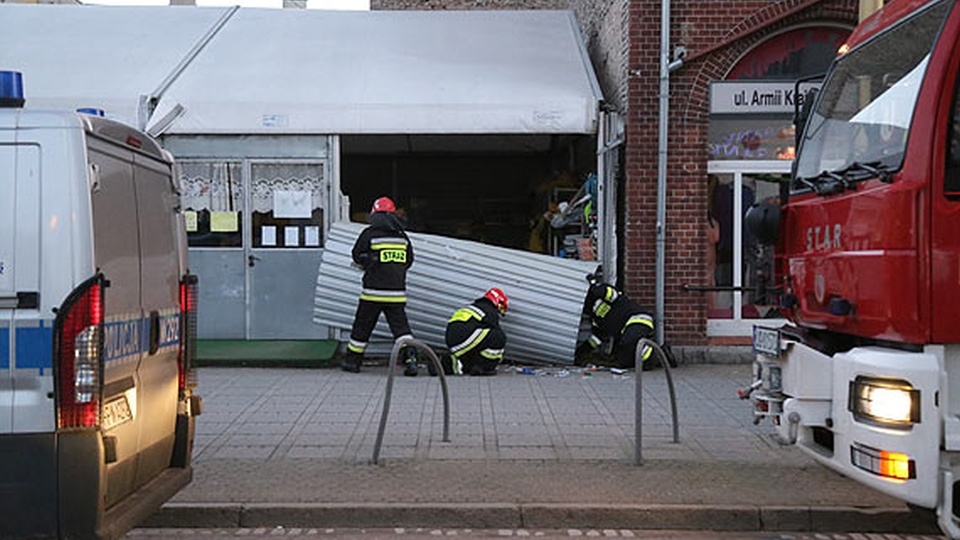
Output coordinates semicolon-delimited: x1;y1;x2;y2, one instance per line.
370;335;676;466
634;338;680;465
371;336;450;464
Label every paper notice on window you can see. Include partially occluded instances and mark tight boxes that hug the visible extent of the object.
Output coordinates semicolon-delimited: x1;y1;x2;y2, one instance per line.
274;190;312;219
284;226;300;247
210;211;239;232
261;225;277;247
184;211;198;232
305;226;320;247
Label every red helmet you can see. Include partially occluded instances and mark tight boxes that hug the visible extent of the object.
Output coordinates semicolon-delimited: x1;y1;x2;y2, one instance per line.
484;287;509;317
371;196;396;214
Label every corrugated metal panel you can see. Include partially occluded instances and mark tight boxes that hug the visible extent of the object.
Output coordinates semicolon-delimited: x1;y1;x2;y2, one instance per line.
314;221;599;365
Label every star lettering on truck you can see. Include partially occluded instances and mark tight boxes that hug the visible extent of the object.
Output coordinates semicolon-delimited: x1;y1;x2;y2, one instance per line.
805;224;842;252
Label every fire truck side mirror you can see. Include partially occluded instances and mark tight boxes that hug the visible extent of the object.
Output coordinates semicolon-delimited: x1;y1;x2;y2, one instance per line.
744;198;781;246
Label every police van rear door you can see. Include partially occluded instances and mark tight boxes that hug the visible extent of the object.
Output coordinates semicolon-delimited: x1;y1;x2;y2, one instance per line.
131;151;181;486
0;138;50;434
87;135;146;508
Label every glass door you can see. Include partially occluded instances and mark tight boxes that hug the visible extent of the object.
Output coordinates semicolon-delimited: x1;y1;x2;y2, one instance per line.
706;160;789;337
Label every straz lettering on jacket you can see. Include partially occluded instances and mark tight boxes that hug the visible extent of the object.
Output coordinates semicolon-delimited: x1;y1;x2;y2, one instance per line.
594;301;612;318
372;237;408;264
592;286;619;319
806;224;841;252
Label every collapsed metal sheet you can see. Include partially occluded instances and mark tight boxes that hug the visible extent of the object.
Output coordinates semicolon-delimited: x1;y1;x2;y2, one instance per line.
314;221;599;365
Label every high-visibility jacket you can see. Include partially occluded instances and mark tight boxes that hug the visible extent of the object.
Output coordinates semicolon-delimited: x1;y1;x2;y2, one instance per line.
352;212;414;303
445;297;504;362
584;282;654;350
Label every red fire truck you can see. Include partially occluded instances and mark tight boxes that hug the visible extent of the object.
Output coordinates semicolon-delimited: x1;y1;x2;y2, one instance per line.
746;0;960;536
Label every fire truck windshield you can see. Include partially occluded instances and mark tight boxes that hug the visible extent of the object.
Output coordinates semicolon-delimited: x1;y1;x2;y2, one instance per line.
793;0;951;193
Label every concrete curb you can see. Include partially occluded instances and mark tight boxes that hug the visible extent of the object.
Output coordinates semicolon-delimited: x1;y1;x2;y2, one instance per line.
143;503;942;534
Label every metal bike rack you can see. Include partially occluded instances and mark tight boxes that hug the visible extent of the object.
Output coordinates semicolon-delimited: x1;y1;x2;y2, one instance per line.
371;336;450;464
634;338;680;465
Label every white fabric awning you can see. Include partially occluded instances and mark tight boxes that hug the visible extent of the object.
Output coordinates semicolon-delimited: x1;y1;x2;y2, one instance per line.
0;4;602;136
0;4;231;126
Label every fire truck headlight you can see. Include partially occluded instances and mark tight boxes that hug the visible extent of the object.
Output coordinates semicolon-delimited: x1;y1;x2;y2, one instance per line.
848;377;919;428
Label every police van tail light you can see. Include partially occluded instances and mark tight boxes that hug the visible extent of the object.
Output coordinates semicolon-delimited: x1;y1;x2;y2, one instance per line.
178;274;199;394
54;275;105;430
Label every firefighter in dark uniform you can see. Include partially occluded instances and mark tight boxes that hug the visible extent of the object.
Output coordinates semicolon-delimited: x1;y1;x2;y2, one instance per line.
580;273;658;370
437;288;509;376
340;196;419;376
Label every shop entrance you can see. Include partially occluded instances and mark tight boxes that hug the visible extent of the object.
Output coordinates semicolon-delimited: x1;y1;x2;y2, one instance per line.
338;133;602;259
179;157;330;339
705;160;789;337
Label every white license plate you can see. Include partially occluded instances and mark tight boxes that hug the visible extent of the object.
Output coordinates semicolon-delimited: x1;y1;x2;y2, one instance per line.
102;395;133;431
752;326;780;357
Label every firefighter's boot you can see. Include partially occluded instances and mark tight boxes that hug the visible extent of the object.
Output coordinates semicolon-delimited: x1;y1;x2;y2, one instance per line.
340;350;362;373
401;347;418;377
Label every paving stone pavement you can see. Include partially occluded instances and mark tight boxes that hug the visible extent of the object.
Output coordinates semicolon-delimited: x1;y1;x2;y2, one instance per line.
144;363;943;535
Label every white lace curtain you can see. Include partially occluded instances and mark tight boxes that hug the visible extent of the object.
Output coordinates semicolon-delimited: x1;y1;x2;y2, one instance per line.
180;161;326;213
180;162;244;212
251;163;325;214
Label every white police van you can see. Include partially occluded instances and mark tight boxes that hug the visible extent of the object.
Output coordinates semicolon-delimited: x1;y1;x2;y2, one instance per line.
0;71;201;539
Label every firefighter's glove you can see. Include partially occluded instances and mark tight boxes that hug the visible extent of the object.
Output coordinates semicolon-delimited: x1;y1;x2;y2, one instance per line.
575;340;604;367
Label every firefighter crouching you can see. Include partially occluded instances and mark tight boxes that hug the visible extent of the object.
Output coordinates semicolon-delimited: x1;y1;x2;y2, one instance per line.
579;273;661;371
433;288;509;376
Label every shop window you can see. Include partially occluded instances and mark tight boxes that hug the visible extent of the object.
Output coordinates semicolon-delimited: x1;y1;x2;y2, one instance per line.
250;163;326;249
708;118;797;161
178;161;326;249
180;161;244;248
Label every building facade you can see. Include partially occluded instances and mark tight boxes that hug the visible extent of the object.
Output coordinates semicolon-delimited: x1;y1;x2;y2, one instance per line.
374;0;860;356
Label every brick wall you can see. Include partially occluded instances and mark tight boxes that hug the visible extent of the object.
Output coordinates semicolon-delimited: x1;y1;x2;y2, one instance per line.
625;0;858;345
582;0;629;111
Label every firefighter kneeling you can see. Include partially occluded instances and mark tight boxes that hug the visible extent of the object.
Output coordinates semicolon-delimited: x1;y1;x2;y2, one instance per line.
579;273;660;371
434;288;509;376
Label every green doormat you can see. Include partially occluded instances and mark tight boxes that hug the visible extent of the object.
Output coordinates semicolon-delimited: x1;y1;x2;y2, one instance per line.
196;339;339;367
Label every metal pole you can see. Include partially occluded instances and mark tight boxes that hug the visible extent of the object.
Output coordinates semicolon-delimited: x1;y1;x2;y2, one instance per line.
138;5;238;130
654;0;672;345
597;112;608;280
372;337;450;465
634;344;643;465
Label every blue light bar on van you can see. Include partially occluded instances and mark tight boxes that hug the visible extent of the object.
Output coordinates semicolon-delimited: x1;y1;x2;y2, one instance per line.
0;71;25;108
77;108;105;117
